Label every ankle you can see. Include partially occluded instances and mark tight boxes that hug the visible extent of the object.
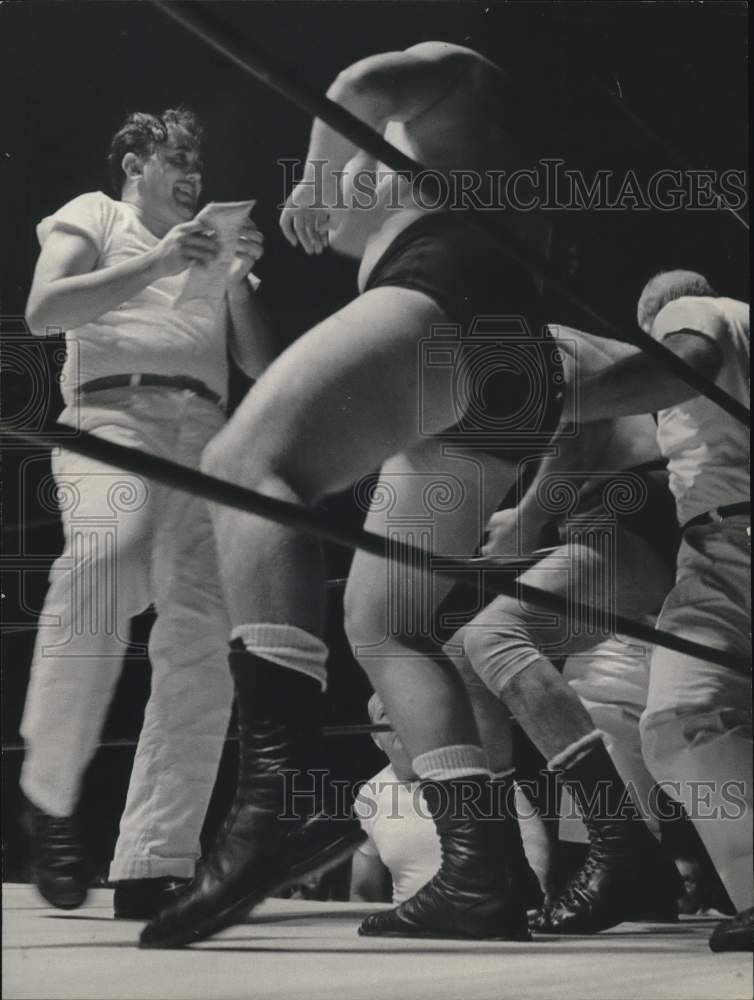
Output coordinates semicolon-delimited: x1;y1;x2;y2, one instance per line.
412;744;491;782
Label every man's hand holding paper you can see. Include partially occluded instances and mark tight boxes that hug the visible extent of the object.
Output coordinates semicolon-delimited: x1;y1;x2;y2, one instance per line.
173;200;258;309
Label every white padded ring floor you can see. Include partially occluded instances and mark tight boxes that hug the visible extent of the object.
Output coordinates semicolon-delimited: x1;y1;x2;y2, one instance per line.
3;884;751;1000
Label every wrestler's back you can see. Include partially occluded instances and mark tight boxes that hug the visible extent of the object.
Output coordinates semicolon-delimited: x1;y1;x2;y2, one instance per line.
329;43;513;287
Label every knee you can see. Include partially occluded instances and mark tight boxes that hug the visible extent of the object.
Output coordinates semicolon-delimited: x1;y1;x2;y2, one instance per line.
462;605;534;681
200;430;254;484
201;431;316;505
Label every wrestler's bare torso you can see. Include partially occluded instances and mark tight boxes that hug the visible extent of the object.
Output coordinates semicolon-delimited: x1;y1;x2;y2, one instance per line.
327;42;517;290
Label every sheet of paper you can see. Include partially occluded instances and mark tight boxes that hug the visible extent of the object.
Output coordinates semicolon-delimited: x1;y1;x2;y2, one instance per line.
173;200;256;311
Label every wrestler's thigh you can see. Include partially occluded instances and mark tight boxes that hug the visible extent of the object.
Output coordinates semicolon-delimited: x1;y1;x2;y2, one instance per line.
345;440;518;646
466;526;671;658
211;287;457;501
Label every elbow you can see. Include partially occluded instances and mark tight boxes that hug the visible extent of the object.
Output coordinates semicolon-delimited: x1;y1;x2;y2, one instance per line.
327;67;364;102
327;68;389;123
25;301;51;338
26;287;65;337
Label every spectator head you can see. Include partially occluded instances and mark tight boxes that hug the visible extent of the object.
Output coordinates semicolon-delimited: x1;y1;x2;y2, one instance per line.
637;270;717;333
367;693;418;782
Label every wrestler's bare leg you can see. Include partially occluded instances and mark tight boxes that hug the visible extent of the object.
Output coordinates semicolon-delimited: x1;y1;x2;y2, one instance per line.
344;440;517;758
463;528;672;763
203;288;467;628
143;286;529;947
461;530;679;932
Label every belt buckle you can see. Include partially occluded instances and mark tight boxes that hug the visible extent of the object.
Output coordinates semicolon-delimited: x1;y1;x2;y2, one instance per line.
129;374;141;388
710;508;724;523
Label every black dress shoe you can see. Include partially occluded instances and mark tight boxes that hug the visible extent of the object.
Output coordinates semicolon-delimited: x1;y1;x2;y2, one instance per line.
140;645;365;949
359;775;531;941
709;907;754;952
112;877;191;919
530;740;679;935
22;796;90;909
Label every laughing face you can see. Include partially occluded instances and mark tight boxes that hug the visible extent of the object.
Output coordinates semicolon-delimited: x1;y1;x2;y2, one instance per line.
140;124;203;224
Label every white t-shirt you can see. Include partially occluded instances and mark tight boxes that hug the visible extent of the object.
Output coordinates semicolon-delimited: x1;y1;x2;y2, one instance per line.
354;764;441;904
651;296;750;523
37;191;258;404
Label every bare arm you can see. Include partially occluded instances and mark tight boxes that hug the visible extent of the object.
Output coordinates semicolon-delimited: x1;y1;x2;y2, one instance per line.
577;333;723;420
223;218;277;379
26;224;220;336
280;44;473;254
226;287;277;380
577;299;726;421
349;848;392;903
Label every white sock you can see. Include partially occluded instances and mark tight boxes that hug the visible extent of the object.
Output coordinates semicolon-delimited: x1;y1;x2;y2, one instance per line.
412;744;491;781
230;623;328;691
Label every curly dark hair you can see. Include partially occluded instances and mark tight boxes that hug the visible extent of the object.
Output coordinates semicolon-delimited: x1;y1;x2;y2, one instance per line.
107;107;204;195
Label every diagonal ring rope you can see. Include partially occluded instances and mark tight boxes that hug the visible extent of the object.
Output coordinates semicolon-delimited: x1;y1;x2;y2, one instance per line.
2;421;748;673
149;0;749;428
1;724;394;754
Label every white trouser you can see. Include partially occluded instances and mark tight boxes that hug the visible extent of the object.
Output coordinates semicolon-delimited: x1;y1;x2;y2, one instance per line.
563;633;660;838
640;517;752;912
20;388;233;880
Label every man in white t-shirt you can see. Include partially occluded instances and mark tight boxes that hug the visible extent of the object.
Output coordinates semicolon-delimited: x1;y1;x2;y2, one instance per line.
350;694;442;905
20;108;274;918
577;270;751;951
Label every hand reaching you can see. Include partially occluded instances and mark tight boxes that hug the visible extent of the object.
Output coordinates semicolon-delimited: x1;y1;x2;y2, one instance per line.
481;507;546;558
279;179;333;255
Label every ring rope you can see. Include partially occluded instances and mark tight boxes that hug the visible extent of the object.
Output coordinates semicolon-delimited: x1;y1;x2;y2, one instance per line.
549;26;749;234
1;724;394;754
149;0;749;428
2;421;748;673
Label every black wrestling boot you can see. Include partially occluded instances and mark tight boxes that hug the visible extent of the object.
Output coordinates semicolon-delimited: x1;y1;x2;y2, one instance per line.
492;778;544;911
140;643;364;948
22;796;90;910
508;821;544;911
531;739;679;935
709;907;754;953
113;877;191;919
359;774;531;940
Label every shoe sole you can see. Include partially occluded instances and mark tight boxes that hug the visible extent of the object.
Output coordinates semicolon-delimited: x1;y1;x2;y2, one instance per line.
140;828;365;949
358;926;532;942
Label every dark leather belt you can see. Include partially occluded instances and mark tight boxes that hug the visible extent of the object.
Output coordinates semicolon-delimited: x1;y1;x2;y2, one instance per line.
683;501;750;532
75;374;223;408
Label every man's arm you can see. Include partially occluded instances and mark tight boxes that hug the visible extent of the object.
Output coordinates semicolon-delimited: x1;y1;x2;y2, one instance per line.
577;299;725;421
26;224;220;336
280;44;473;254
224;218;277;379
226;287;277;380
349;847;392;903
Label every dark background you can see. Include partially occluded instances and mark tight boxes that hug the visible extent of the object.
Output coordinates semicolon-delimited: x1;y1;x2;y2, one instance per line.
1;1;749;881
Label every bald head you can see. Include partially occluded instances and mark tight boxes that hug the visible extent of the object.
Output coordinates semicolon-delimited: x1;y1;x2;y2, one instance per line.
367;692;384;724
637;270;717;333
